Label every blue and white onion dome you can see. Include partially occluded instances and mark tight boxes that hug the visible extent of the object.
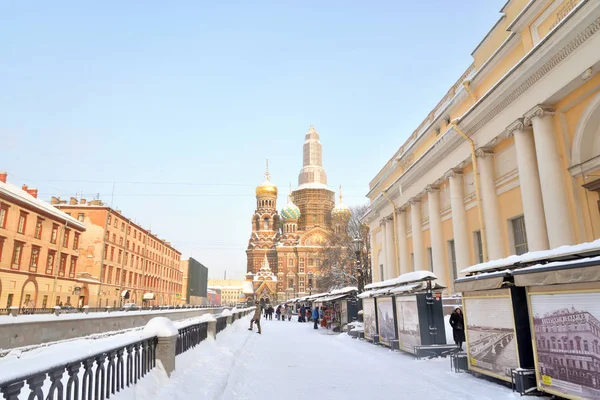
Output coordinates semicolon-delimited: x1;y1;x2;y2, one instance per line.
281;198;301;220
332;186;351;219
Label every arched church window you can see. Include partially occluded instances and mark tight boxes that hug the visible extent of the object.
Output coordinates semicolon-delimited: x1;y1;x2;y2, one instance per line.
264;217;269;230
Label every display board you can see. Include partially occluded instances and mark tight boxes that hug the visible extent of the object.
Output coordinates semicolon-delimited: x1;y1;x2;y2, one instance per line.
396;295;421;353
341;301;348;325
363;298;377;340
376;297;395;346
464;290;519;382
529;290;600;399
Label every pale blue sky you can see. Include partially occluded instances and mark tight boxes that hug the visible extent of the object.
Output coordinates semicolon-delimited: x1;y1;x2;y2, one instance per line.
1;1;506;280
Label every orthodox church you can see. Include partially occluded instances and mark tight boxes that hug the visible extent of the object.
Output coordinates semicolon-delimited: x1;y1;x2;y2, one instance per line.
244;126;351;304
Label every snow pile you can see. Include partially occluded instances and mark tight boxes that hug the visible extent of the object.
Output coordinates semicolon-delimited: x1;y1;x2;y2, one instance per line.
198;313;217;323
143;317;178;337
365;271;437;290
220;309;233;317
231;307;239;313
460;238;600;275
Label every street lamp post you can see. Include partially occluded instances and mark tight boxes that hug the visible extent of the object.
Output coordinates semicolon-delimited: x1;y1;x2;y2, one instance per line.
353;237;364;293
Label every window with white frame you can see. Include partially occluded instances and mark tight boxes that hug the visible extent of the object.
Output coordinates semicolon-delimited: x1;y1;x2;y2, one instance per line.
511;216;528;255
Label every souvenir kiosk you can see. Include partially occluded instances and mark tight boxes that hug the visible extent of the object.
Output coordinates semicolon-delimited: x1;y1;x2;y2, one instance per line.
456;239;600;398
359;271;448;357
311;287;360;331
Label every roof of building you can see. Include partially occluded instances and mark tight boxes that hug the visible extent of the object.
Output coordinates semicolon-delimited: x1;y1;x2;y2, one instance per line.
0;180;85;230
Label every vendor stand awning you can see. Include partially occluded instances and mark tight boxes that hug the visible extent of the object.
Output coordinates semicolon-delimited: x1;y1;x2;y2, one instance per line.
454;270;510;292
142;293;155;300
512;255;600;286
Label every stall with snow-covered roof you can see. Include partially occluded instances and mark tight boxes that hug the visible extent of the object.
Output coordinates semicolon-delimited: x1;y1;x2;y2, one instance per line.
359;271;447;354
455;239;600;398
311;287;359;332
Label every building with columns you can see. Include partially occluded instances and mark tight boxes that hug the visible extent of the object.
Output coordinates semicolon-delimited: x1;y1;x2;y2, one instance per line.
246;126;349;302
364;0;600;292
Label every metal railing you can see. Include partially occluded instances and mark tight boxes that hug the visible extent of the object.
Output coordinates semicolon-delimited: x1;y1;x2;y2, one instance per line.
216;316;228;334
176;322;209;355
0;336;157;400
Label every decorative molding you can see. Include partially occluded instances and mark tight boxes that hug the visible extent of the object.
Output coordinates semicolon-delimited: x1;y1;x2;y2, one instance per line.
475;147;494;158
444;168;463;180
505;118;527;137
496;176;521;196
425;185;440;193
409;197;421;205
524;104;556;125
466;15;600;137
531;0;565;44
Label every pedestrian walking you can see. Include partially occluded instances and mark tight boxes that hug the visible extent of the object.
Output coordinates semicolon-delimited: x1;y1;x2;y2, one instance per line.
248;301;262;334
299;304;306;322
286;305;292;321
312;306;319;329
275;305;281;320
449;307;465;350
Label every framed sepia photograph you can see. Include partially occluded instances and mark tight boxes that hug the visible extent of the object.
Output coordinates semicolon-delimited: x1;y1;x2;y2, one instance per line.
464;291;519;381
530;290;600;399
377;297;395;346
396;295;421;353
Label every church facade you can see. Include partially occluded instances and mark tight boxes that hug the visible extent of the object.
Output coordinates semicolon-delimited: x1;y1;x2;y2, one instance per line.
244;126;350;304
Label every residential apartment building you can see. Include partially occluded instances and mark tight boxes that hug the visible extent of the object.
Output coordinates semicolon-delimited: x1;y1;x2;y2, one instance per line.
364;0;600;292
53;198;183;307
0;173;93;309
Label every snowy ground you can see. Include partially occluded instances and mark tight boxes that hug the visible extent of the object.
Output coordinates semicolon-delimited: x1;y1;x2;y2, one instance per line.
112;315;531;400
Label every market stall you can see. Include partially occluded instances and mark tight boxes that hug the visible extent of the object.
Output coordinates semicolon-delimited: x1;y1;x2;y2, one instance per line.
456;238;600;398
359;271;447;353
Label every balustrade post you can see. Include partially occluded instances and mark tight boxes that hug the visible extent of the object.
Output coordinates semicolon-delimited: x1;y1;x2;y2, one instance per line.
207;320;217;339
226;315;233;325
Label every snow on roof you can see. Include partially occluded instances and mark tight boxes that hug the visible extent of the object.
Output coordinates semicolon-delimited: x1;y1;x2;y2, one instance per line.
329;286;358;295
460;239;600;275
0;181;85;230
296;182;332;190
242;281;254;295
364;271;437;290
512;255;600;275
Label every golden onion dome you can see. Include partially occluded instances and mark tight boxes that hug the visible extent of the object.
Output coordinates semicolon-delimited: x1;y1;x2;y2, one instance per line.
255;161;278;196
332;186;351;219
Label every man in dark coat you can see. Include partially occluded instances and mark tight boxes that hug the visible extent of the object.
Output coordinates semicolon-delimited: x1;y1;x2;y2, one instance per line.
449;307;465;350
312;306;319;329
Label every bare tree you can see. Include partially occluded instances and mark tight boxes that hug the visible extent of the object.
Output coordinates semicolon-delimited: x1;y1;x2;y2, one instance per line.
316;204;372;293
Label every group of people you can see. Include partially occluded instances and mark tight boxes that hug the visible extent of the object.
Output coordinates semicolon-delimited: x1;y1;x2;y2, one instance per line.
249;301;329;334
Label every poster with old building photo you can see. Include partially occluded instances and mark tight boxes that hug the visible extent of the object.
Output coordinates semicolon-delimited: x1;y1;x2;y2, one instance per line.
530;291;600;399
377;297;395;345
396;296;421;353
464;295;518;381
363;298;377;339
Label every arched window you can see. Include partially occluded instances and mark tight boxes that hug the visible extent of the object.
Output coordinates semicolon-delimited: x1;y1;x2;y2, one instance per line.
264;217;269;230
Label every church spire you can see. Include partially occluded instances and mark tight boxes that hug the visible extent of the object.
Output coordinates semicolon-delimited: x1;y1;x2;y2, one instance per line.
298;125;328;188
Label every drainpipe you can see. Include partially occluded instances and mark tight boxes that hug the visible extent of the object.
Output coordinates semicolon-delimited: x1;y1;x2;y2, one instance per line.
381;191;400;277
450;120;489;263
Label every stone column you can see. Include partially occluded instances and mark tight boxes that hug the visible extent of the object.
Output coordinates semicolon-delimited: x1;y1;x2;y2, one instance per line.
385;216;396;279
370;229;378;282
410;198;425;271
525;106;574;248
207;320;217;339
476;148;504;260
156;335;177;377
396;208;410;275
507;119;549;252
447;169;470;272
379;219;388;280
427;186;446;285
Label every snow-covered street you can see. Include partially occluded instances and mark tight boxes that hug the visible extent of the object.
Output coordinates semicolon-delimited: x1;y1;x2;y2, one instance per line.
118;315;526;400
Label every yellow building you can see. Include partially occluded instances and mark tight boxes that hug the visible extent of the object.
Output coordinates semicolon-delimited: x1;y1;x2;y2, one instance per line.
0;172;97;309
364;0;600;292
208;279;244;305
